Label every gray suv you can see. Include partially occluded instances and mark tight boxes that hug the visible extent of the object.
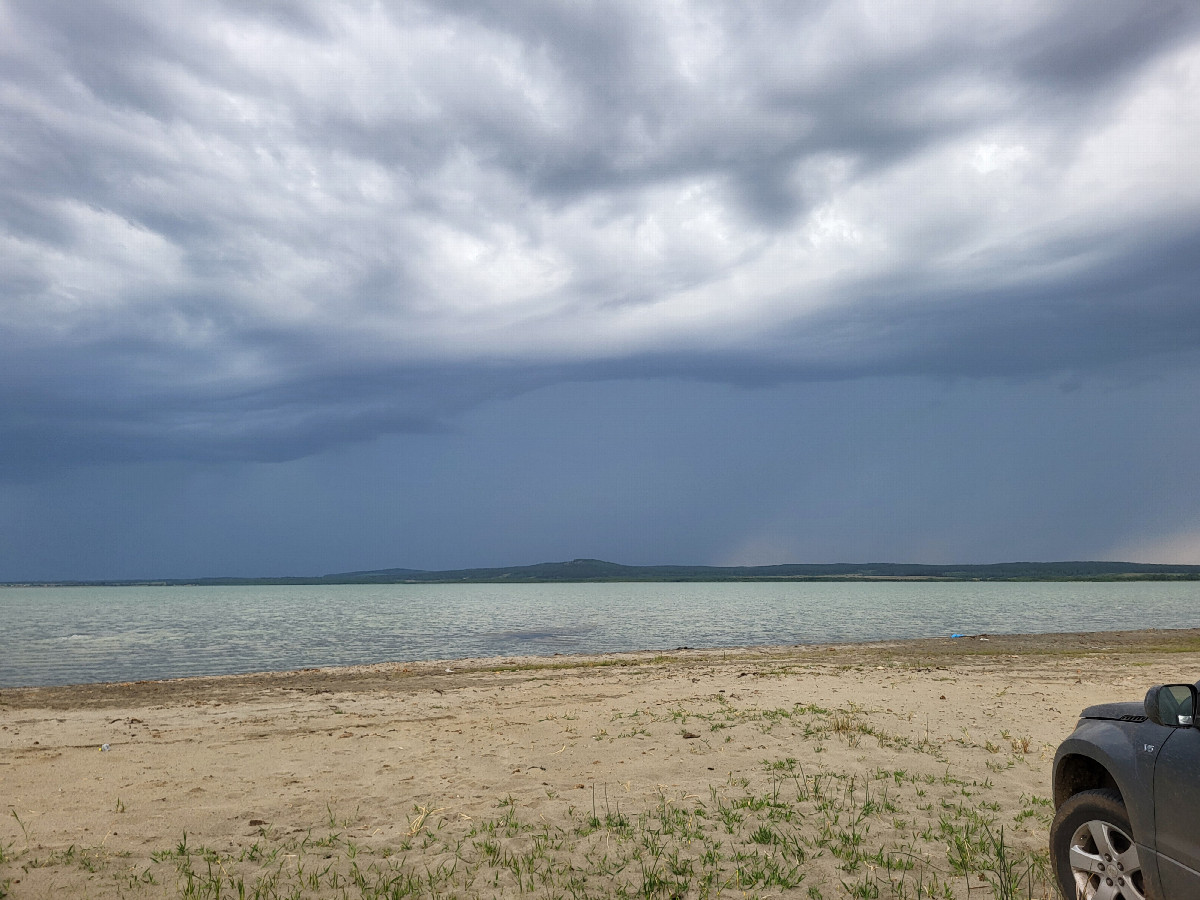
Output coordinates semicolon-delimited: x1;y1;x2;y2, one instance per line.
1051;682;1200;898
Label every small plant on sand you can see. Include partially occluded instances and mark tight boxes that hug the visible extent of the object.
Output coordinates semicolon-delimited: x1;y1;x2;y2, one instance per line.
56;767;1056;900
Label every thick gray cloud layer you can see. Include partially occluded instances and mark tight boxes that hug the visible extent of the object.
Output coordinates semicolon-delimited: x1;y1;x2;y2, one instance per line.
3;0;1200;471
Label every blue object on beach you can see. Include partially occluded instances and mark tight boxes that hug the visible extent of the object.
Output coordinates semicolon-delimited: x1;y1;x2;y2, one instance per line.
950;633;965;638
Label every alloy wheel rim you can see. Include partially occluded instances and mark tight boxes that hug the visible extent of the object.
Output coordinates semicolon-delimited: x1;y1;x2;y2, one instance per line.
1068;818;1144;900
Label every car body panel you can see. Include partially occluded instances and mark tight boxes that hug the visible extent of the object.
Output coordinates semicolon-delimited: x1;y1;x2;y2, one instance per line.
1080;700;1150;721
1153;725;1200;895
1158;855;1200;899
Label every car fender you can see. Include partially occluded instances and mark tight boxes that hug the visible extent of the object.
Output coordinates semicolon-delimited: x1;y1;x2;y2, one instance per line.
1052;717;1171;852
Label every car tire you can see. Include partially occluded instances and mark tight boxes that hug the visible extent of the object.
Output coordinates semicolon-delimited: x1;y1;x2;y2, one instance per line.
1049;788;1145;900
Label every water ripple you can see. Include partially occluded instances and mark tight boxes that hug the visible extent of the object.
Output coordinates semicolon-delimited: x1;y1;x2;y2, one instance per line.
1;581;1197;687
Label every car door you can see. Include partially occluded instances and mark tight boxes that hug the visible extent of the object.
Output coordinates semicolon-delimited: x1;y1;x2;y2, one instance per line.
1152;724;1200;895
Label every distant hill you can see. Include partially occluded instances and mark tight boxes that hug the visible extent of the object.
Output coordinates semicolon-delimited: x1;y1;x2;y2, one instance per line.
48;558;1193;586
9;558;1200;587
315;558;1200;583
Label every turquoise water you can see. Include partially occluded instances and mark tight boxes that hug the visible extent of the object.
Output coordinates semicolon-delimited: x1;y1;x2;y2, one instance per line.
1;580;1196;687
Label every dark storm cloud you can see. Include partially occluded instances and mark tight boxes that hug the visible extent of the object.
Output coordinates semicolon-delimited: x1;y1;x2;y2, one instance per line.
2;0;1200;470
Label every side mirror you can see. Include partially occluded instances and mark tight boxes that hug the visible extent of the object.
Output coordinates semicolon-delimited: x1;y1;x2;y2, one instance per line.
1145;684;1198;727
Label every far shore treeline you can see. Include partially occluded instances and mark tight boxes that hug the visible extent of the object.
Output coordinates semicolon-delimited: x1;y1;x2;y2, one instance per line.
6;558;1200;587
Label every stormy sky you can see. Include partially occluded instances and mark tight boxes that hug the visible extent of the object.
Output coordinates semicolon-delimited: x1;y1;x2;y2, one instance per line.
2;0;1199;580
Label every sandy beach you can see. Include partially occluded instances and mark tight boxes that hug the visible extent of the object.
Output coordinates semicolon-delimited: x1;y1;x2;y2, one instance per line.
3;628;1199;899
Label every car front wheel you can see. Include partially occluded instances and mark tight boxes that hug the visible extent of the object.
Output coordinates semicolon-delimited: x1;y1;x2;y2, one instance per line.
1049;788;1145;900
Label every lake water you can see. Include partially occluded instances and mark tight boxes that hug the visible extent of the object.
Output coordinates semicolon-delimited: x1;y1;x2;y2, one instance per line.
1;581;1196;688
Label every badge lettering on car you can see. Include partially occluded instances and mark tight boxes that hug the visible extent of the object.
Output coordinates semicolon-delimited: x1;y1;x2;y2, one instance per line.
1143;744;1155;753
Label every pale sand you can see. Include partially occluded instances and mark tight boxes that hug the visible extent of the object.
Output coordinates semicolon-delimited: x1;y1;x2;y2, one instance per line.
2;629;1199;899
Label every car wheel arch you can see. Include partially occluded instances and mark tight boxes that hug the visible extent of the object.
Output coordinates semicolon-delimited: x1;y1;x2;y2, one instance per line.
1054;751;1123;809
